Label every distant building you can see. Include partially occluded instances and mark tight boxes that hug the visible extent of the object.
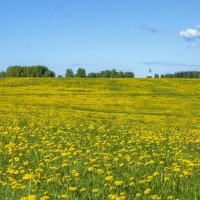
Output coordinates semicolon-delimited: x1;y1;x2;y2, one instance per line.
147;68;152;78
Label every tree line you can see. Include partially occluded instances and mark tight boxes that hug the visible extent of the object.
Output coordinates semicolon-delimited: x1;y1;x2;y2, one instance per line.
1;66;200;78
0;66;55;77
65;68;134;78
160;71;200;78
0;66;135;78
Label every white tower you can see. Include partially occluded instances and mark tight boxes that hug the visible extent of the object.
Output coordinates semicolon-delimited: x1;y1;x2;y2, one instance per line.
148;68;152;77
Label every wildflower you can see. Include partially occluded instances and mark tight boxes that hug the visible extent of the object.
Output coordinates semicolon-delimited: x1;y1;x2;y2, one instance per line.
151;194;161;200
108;194;117;199
14;157;20;162
92;188;98;193
159;161;164;165
106;175;113;181
153;172;159;176
59;194;69;199
22;173;35;180
68;186;77;191
87;167;94;171
129;182;134;186
80;188;86;192
97;169;104;174
23;161;29;166
20;195;36;200
144;188;151;195
135;193;141;198
114;181;124;186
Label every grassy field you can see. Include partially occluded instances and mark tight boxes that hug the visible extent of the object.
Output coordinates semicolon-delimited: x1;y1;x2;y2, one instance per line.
0;78;199;200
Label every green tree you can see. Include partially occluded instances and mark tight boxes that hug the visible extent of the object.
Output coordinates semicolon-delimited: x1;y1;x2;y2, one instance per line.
65;68;74;78
5;65;55;77
154;73;159;78
44;70;55;77
0;71;6;77
124;72;134;78
87;73;96;78
76;68;86;78
111;69;118;78
118;71;124;78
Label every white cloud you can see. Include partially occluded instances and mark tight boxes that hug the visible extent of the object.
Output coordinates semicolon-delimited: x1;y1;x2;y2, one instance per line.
187;43;199;48
180;25;200;40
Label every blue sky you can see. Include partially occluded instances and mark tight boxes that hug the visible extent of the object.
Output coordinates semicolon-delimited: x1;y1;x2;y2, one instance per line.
1;0;200;77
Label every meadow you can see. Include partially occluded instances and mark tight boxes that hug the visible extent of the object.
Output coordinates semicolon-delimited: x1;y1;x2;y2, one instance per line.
0;78;199;200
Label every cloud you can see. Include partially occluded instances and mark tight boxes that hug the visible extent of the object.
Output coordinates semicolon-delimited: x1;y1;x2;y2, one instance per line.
180;25;200;41
141;25;159;33
142;61;200;68
187;43;199;48
142;61;168;66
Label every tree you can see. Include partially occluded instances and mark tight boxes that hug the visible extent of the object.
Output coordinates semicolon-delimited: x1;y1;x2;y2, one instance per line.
86;69;135;78
161;71;200;78
111;69;118;78
5;65;55;77
154;73;159;78
0;71;6;77
87;73;96;78
124;72;134;78
65;68;74;78
102;70;111;78
118;71;124;78
44;70;55;77
76;68;86;78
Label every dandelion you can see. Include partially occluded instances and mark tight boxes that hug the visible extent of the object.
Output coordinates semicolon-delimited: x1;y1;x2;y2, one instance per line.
92;188;98;193
69;186;77;191
135;193;141;198
80;188;86;192
114;181;124;186
20;195;36;200
144;188;151;195
106;175;113;181
87;167;94;172
59;194;69;199
151;194;161;200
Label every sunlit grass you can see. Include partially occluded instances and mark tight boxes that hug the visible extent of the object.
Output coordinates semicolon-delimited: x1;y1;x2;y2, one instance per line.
0;78;199;200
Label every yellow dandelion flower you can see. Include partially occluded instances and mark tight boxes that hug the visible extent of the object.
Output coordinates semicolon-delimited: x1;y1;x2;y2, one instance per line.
80;188;86;192
144;188;151;195
114;180;124;186
68;186;77;191
106;175;113;181
92;188;99;193
87;167;94;171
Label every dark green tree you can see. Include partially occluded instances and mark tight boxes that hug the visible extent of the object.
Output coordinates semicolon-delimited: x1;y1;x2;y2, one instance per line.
5;65;55;77
154;73;159;78
65;68;74;78
0;71;6;77
44;70;55;77
111;69;118;78
124;72;134;78
76;68;86;78
118;71;124;78
87;73;97;78
161;71;200;78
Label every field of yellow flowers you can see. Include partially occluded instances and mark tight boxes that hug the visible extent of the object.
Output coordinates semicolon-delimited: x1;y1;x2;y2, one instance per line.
0;78;199;200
